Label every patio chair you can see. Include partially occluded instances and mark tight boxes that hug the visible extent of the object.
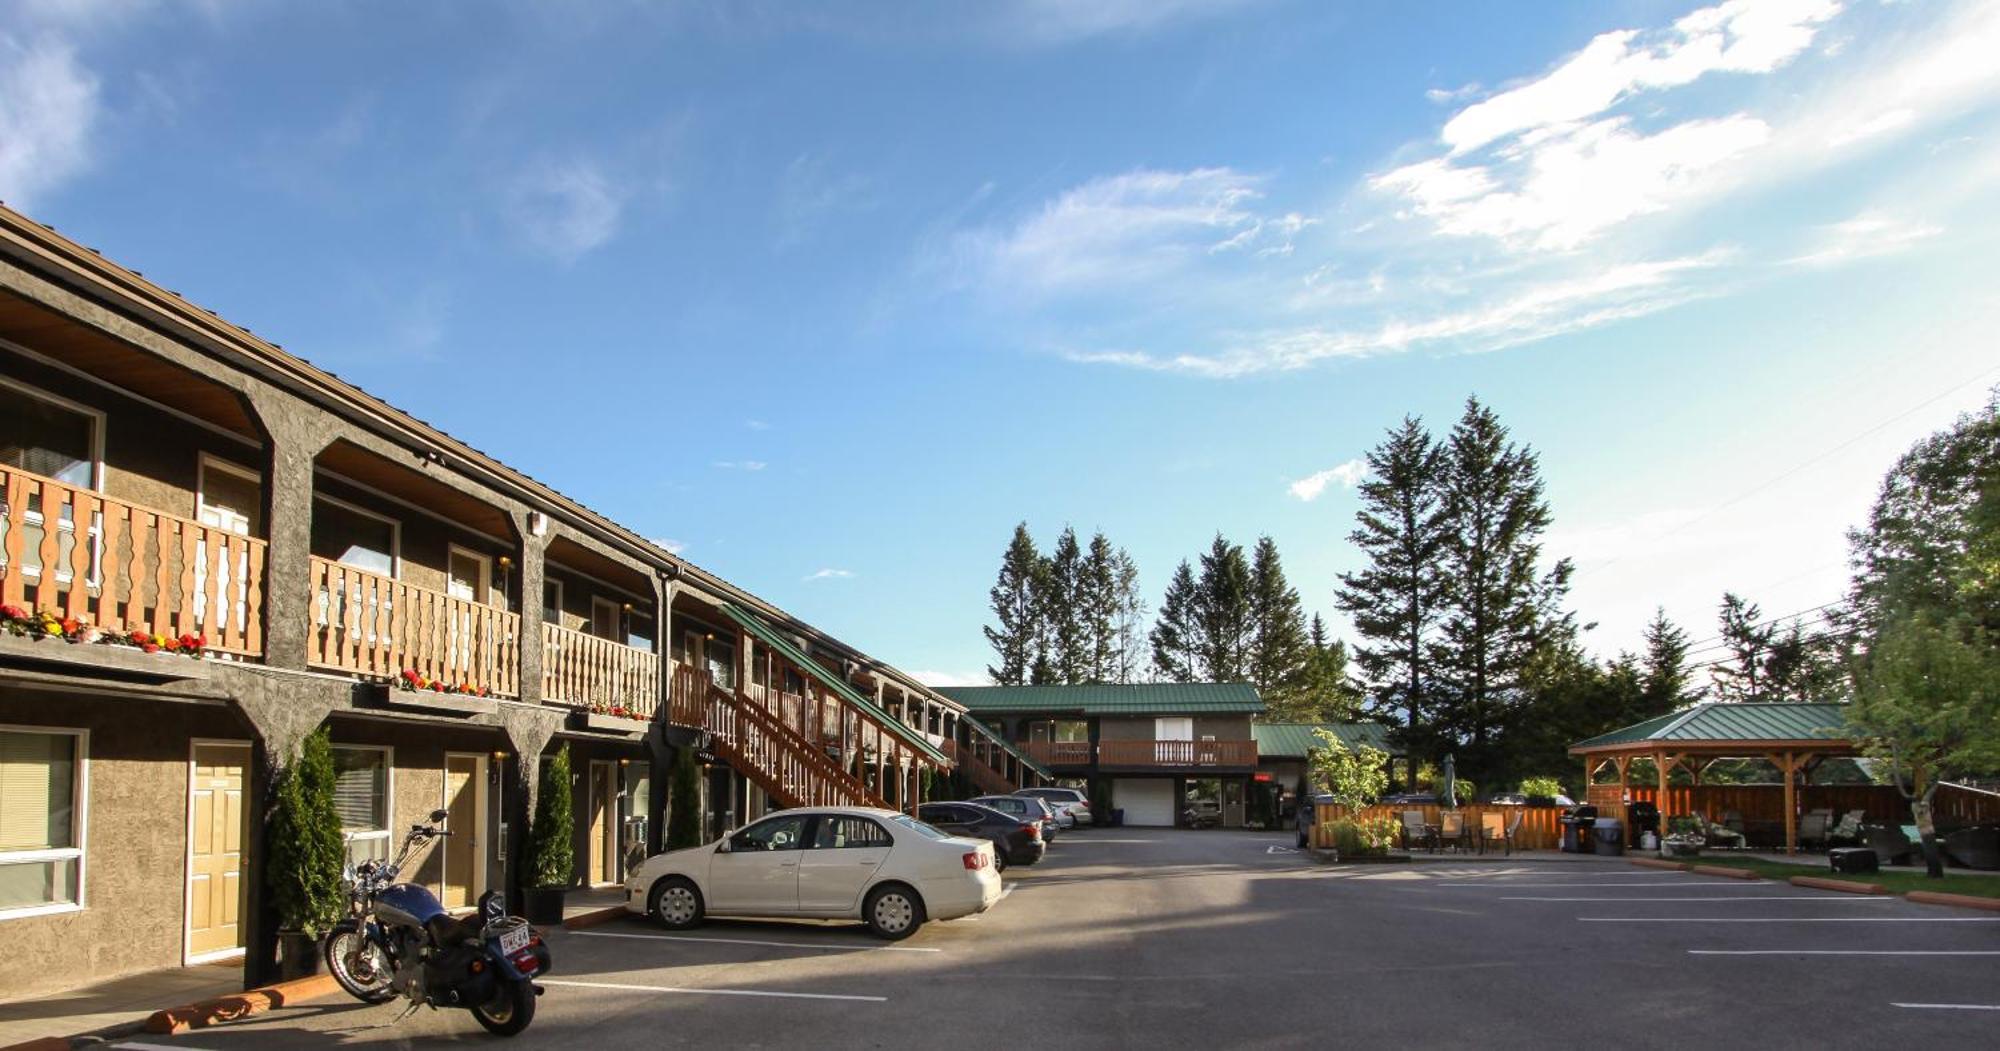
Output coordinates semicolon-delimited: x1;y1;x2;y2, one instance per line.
1478;811;1522;856
1861;823;1916;865
1703;815;1747;850
1439;811;1471;854
1400;810;1438;853
1799;810;1833;851
1828;810;1865;845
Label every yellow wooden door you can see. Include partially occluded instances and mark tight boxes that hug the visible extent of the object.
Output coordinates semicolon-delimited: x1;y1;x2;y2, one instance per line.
443;755;483;910
589;762;615;885
188;743;250;958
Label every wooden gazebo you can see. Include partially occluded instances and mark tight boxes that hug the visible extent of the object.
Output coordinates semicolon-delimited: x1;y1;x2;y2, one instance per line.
1568;702;1858;855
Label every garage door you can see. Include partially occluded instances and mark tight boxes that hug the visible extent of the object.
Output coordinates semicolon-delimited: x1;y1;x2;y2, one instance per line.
1115;778;1175;827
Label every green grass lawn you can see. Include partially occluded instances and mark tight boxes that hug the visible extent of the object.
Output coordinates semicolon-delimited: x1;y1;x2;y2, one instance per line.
1684;856;2000;898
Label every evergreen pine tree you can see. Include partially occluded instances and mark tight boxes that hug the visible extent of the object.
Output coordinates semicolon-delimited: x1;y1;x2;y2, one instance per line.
1248;536;1312;705
1638;607;1697;716
983;523;1042;685
665;744;702;850
267;727;345;937
1335;416;1448;785
1082;532;1120;683
1045;527;1089;683
1433;397;1568;785
1112;547;1148;683
1711;592;1770;702
1197;533;1253;681
1309;613;1329;650
530;745;576;889
1150;560;1203;682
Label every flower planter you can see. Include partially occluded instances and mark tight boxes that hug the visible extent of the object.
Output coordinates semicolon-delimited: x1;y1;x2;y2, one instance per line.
571;710;651;736
524;886;568;925
1660;839;1703;859
278;930;321;981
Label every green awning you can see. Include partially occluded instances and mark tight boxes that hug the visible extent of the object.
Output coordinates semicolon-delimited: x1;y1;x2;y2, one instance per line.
720;603;950;766
962;713;1055;781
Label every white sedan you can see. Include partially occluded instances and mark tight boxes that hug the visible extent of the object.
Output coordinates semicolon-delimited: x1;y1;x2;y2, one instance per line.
623;806;1002;940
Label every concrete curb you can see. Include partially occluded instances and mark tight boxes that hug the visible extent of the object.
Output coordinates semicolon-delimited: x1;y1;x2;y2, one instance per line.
0;1038;72;1051
144;972;337;1035
1789;875;1887;895
1688;864;1762;880
564;905;630;930
1906;890;2000;913
1628;858;1686;871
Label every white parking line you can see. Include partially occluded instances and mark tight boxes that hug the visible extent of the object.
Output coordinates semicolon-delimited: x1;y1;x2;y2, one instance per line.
1581;917;2000;923
1440;882;1762;888
1893;1003;2000;1011
116;1043;216;1051
574;930;941;953
1508;896;1893;902
541;978;887;1002
1694;950;2000;956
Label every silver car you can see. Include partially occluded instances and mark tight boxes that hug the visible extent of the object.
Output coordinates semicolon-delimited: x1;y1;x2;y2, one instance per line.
1015;787;1093;828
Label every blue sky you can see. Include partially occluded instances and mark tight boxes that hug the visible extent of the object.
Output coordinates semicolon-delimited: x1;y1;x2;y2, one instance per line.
5;0;1998;684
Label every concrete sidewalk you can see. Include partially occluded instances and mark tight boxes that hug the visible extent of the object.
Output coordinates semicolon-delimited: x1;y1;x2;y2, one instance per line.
0;959;241;1047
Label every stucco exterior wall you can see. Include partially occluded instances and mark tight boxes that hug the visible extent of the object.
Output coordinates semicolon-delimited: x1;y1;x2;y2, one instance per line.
0;686;256;1003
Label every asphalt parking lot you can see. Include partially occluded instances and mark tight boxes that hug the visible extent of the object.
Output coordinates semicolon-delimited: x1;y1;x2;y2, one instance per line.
106;830;1999;1049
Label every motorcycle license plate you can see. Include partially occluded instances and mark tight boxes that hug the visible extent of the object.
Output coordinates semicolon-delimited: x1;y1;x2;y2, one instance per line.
498;924;532;954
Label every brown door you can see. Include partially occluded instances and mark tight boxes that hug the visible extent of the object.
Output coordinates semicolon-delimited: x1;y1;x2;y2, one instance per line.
442;754;485;909
589;762;616;885
188;743;250;958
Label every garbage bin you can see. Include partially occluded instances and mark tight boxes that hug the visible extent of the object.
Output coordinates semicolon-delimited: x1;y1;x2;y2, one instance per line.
1559;804;1599;853
1592;817;1626;856
1109;808;1125;828
1627;801;1660;847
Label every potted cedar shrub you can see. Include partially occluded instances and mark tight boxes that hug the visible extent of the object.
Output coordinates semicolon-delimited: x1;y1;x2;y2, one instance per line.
267;728;345;979
665;745;702;851
523;745;575;925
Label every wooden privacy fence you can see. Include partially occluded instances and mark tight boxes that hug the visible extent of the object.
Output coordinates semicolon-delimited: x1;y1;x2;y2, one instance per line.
1318;804;1569;851
541;621;660;716
1;464;267;657
308;556;520;696
1623;783;1999;826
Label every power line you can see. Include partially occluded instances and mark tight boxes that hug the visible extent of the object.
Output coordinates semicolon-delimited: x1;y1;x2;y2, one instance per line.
1575;363;2000;581
1677;599;1849;653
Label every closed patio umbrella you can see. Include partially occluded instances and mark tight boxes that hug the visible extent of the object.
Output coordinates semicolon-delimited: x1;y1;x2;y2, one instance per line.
1441;753;1457;809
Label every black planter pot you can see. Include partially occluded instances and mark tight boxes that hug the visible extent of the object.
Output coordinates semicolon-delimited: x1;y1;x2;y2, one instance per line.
278;930;321;981
524;886;567;925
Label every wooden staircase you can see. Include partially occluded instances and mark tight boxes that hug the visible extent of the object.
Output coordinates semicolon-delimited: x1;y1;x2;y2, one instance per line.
950;738;1020;795
670;665;888;810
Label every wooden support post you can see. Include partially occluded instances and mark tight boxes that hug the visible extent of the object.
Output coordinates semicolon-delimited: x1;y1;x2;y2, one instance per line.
1780;750;1798;855
1655;750;1671;828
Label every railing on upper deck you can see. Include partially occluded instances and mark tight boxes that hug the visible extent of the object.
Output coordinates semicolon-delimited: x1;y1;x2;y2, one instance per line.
0;464;267;657
308;555;520;696
542;621;660;717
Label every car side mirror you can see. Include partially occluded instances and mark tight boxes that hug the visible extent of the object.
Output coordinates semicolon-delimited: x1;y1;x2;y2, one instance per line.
716;838;732;854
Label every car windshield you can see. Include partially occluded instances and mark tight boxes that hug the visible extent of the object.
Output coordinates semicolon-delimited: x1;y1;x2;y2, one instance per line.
890;814;950;840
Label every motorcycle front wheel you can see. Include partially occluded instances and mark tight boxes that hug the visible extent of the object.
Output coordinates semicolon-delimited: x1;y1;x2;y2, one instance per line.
471;977;536;1037
324;925;397;1004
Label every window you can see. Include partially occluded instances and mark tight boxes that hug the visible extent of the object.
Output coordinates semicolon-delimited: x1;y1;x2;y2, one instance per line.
704;635;736;689
812;815;891;849
0;729;85;916
447;546;490;604
542;580;564;625
196;456;262;537
729;814;807;852
0;380;99;487
890;814;948;841
627;614;654;653
332;746;391;866
591;597;621;642
311;497;397;577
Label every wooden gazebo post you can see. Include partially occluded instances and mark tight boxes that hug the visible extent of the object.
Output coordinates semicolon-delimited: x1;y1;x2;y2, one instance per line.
1654;750;1671;828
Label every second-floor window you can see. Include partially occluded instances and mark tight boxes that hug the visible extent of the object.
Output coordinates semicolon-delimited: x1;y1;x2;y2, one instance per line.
311;497;397;577
0;380;98;488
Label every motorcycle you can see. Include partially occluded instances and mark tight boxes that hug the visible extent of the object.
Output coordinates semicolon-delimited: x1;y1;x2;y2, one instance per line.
325;808;553;1037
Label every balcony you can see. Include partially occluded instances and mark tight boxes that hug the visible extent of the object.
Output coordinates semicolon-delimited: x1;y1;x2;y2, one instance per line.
1097;739;1258;769
1;464;267;658
542;621;660;719
1023;740;1093;767
308;555;520;696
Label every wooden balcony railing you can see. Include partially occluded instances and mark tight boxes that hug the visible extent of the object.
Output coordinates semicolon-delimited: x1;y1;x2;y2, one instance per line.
308;555;520;696
1098;739;1258;768
947;739;1018;795
674;670;882;809
542;621;660;717
1;464;267;657
1024;740;1094;766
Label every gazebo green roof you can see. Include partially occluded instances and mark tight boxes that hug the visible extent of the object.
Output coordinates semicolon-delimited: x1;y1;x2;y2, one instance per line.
1252;722;1399;759
935;683;1264;717
1569;702;1852;754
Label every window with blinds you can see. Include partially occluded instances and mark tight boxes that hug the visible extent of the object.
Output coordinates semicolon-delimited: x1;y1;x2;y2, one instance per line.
0;729;84;915
331;746;390;866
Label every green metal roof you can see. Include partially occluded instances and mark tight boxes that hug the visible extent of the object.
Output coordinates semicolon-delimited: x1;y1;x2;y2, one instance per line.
720;604;950;766
1252;721;1399;759
1570;702;1852;752
935;683;1265;716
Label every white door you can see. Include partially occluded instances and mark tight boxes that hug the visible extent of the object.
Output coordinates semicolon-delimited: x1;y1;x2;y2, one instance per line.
1116;778;1175;827
797;814;892;914
707;813;807;914
1155;718;1193;764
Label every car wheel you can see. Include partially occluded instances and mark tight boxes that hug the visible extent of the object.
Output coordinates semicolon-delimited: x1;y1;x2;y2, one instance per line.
863;883;926;941
1296;828;1309;849
994;850;1009;874
650;876;705;930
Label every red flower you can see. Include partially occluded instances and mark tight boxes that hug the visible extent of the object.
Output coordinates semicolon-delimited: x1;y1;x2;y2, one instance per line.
0;604;26;621
60;617;81;635
141;643;159;654
162;637;181;652
477;686;490;697
129;629;150;645
429;682;444;692
179;633;201;650
400;669;421;684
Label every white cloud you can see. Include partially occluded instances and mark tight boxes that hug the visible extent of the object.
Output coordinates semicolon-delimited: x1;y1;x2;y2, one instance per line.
1070;252;1727;377
1787;210;1942;266
802;568;854;582
1002;0;1253;44
774;152;873;248
649;537;687;555
0;36;100;210
712;460;767;471
1288;458;1368;501
745;418;770;431
956;167;1265;296
1441;0;1838;154
1828;106;1914;146
505;159;624;262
